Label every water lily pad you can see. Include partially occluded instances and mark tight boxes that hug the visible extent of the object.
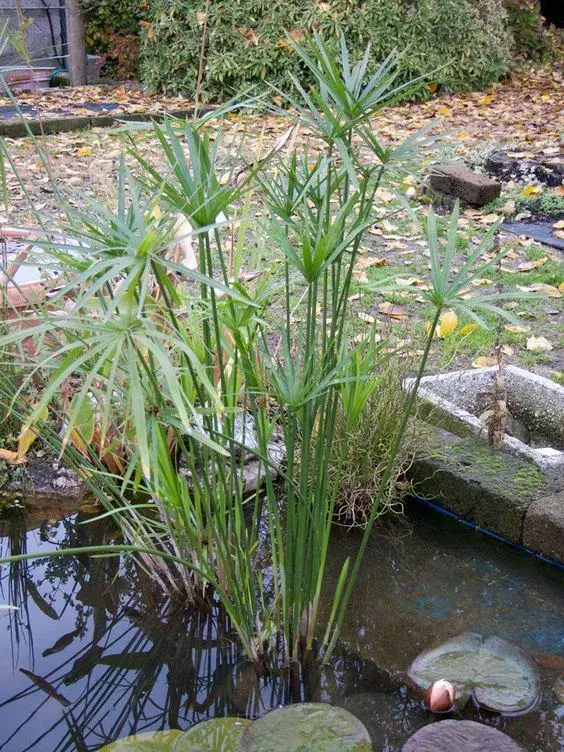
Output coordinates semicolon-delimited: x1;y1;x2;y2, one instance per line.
407;633;540;714
178;717;252;751
239;702;372;752
402;719;525;751
101;730;183;751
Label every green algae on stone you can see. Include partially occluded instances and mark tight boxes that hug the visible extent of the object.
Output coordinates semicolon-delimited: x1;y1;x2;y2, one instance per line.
239;703;372;752
178;717;252;751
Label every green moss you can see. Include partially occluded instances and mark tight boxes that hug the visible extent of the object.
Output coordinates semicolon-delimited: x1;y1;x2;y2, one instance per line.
439;438;548;501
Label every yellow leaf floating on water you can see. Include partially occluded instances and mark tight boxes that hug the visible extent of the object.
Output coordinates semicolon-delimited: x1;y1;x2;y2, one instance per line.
436;309;458;337
458;323;476;336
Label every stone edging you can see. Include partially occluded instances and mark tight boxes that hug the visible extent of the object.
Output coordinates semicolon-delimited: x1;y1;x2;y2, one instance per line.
408;430;564;565
0;107;215;138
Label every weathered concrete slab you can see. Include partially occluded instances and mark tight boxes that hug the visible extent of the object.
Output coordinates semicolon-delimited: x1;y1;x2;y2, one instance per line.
407;366;564;469
430;166;501;206
523;491;564;564
409;432;561;543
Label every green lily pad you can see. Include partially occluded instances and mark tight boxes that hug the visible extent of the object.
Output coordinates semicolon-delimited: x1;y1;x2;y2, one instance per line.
101;730;183;751
239;702;372;752
401;719;525;751
178;717;252;751
407;632;540;715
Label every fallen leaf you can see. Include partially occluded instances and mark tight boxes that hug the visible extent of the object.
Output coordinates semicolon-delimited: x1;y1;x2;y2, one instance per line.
553;220;564;230
555;186;564;197
472;356;498;368
437;105;452;117
458;323;476;336
478;94;493;106
505;324;530;334
526;335;553;352
478;213;500;224
436;309;458;337
354;256;387;271
521;184;542;196
76;146;92;157
378;302;406;319
395;276;424;286
358;312;376;324
0;448;24;464
526;282;562;298
471;278;493;286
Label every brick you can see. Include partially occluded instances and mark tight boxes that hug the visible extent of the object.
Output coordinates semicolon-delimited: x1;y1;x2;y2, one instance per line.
430;166;501;206
522;490;564;564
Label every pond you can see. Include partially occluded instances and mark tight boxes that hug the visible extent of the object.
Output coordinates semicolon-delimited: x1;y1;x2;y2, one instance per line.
0;500;562;751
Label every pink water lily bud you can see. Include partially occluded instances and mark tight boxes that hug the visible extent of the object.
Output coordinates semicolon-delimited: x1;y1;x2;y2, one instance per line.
425;679;456;712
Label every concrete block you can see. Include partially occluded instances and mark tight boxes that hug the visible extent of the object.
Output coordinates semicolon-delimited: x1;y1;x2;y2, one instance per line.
430;166;501;206
523;491;564;564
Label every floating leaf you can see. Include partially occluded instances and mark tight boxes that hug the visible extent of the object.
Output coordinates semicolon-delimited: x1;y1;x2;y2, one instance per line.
402;720;525;752
239;703;372;752
436;310;458;338
526;336;553;352
102;730;183;751
407;632;540;714
180;718;252;751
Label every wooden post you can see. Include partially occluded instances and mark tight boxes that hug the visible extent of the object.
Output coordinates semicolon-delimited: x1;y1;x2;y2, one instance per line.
66;0;87;86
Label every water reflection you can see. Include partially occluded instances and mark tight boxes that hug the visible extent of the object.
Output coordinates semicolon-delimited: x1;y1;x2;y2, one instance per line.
0;503;562;751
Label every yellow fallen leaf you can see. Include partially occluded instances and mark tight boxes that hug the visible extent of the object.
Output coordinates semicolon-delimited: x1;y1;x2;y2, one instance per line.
458;323;476;336
505;324;530;334
436;309;458;337
354;256;387;271
478;94;493;106
16;405;49;461
458;131;471;140
527;336;553;352
76;146;92;157
471;278;493;286
472;356;498;368
559;282;564;294
437;106;452;117
521;184;542;196
0;448;24;464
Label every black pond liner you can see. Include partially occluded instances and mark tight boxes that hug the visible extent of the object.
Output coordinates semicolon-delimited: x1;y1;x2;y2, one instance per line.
502;221;564;251
411;494;564;573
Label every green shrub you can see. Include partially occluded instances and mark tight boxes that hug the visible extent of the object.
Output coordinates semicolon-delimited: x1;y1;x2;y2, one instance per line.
502;0;552;60
139;0;512;100
81;0;147;79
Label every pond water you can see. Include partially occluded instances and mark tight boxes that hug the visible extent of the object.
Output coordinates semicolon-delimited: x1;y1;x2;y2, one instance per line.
0;501;562;751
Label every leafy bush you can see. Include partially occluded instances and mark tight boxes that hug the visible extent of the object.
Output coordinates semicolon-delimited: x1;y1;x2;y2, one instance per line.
139;0;512;100
502;0;552;59
81;0;147;79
